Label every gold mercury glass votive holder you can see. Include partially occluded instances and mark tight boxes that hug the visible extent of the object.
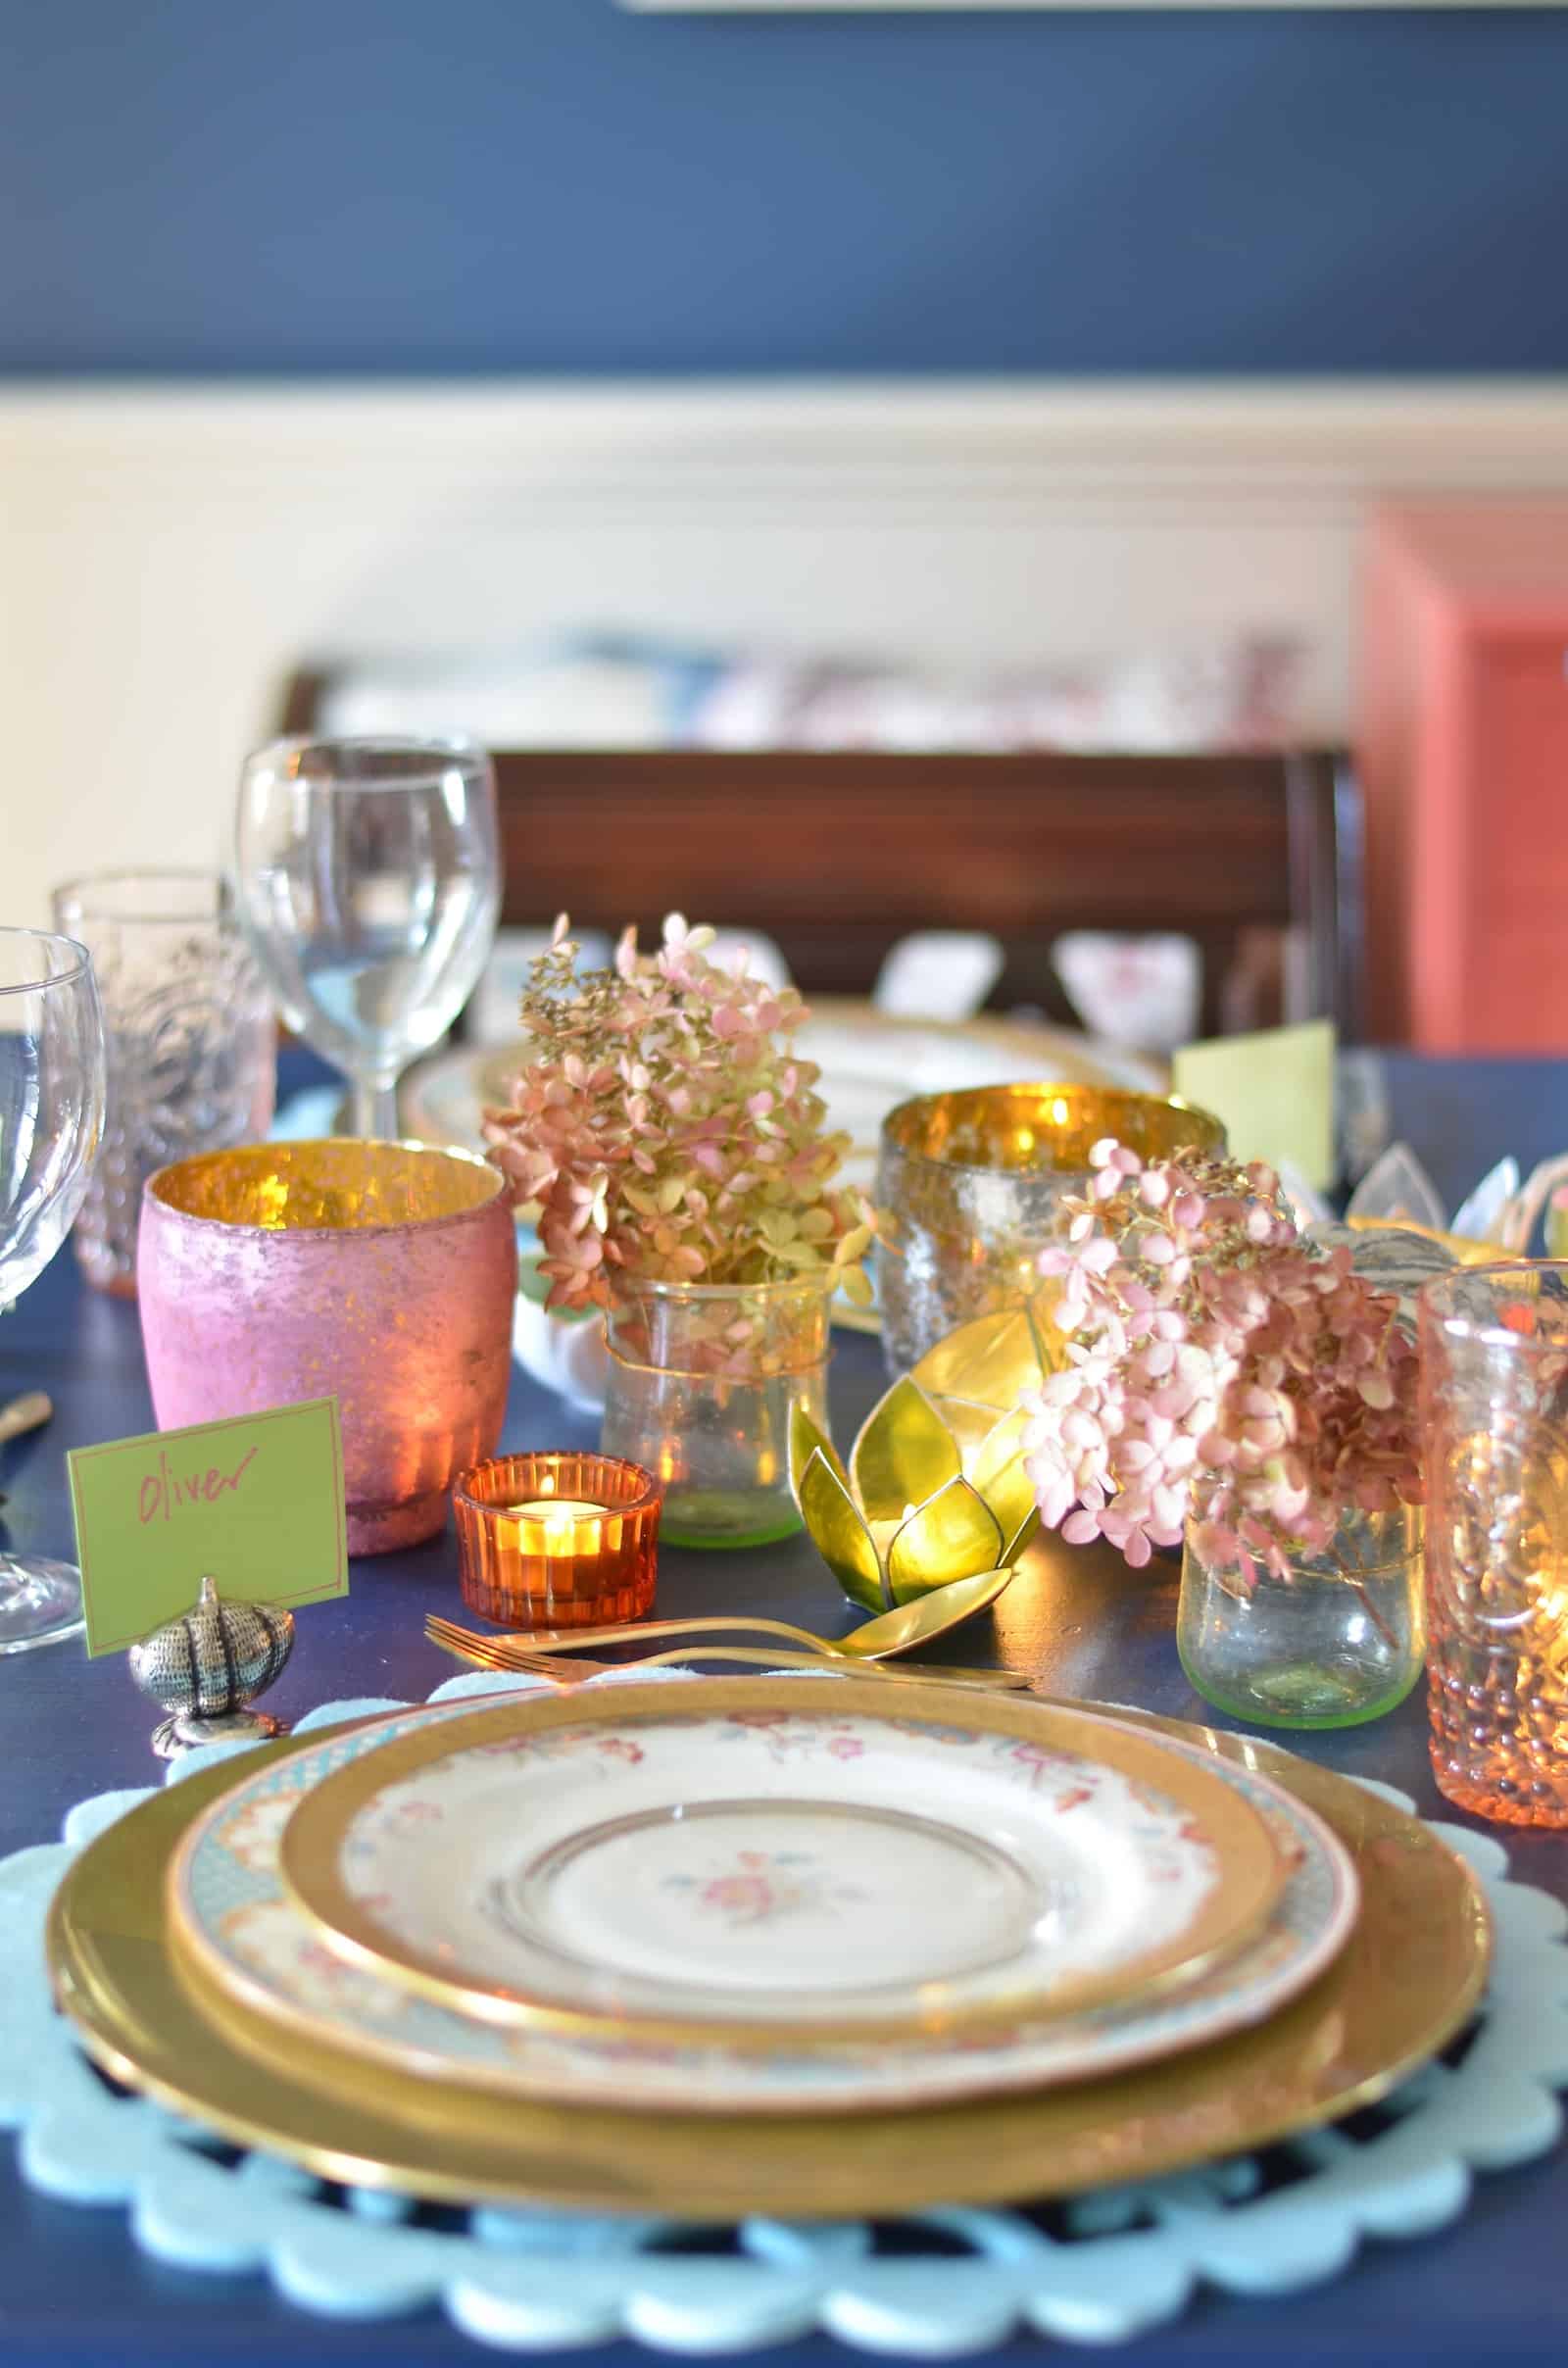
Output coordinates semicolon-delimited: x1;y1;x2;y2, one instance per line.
454;1451;662;1628
875;1082;1228;1372
137;1139;517;1556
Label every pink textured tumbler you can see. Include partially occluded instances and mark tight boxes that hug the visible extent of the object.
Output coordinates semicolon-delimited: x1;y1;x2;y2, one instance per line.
138;1140;516;1555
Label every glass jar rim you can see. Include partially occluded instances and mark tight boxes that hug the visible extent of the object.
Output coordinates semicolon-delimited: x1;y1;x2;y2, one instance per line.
1419;1258;1568;1350
53;867;230;927
243;732;491;794
1190;1503;1422;1581
144;1139;507;1231
609;1271;837;1305
880;1082;1226;1177
452;1451;661;1520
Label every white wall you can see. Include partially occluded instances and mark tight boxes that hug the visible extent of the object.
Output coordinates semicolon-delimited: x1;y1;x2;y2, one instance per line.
7;378;1568;923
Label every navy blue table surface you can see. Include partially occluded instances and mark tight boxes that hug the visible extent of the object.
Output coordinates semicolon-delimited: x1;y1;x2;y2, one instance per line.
3;1055;1567;2368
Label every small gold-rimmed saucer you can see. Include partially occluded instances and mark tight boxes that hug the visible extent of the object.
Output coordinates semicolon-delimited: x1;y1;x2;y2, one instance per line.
272;1684;1289;2049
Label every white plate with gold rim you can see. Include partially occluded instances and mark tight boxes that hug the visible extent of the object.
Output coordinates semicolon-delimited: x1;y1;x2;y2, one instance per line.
271;1690;1285;2047
169;1691;1356;2117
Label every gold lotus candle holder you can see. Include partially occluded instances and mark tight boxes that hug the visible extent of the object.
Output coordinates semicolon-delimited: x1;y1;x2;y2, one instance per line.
876;1082;1226;1372
790;1307;1055;1613
454;1450;662;1628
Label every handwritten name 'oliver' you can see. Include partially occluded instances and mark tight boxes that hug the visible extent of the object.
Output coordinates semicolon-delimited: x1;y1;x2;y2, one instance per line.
139;1445;259;1525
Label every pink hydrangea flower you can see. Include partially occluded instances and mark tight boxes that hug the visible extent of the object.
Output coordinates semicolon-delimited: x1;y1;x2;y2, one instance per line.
1022;1143;1421;1585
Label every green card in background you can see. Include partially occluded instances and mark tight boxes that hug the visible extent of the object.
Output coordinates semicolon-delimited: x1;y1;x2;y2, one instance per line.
68;1398;349;1658
1172;1020;1338;1194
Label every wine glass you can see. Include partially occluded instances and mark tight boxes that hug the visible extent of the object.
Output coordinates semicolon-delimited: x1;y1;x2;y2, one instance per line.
235;737;501;1138
0;927;106;1653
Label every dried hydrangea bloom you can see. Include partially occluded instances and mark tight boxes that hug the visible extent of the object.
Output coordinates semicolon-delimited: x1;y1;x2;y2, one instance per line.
1022;1140;1421;1587
483;914;875;1316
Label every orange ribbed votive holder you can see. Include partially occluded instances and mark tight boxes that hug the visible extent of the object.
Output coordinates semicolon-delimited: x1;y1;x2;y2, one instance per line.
453;1451;661;1628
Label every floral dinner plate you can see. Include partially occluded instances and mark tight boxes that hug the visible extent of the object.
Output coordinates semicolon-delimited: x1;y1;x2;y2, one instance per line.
271;1688;1286;2047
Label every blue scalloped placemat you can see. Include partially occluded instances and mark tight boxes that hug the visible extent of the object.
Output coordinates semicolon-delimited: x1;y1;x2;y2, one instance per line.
6;1667;1568;2355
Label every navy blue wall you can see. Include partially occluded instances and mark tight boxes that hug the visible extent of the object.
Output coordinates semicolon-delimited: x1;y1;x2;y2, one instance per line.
5;0;1568;375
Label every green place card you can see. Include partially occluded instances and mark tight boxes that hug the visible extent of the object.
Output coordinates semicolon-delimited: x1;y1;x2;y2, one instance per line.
1172;1020;1338;1194
68;1398;349;1658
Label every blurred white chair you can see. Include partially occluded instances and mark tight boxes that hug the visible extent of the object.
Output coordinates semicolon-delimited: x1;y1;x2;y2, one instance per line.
707;929;792;990
1053;931;1200;1054
872;932;1004;1022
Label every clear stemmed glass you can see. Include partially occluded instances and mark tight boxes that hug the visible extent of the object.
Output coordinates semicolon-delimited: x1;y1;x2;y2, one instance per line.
235;737;501;1139
0;927;106;1653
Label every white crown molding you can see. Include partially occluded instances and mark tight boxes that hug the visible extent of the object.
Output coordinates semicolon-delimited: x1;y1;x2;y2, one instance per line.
9;374;1568;467
7;380;1568;538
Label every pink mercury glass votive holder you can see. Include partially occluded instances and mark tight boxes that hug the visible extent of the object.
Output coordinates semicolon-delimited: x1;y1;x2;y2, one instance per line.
137;1141;517;1555
454;1451;662;1627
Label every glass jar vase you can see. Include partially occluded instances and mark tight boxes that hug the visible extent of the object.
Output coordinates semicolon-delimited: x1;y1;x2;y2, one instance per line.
1177;1505;1425;1730
601;1275;832;1550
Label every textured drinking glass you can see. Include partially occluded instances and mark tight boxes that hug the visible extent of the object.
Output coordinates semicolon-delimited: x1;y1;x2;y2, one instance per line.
51;870;276;1297
1421;1261;1568;1826
0;927;106;1652
236;736;501;1140
875;1084;1227;1373
602;1276;831;1550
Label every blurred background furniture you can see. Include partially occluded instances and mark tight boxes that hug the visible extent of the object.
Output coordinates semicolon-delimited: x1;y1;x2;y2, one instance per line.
280;670;1361;1045
1361;500;1568;1055
11;384;1568;943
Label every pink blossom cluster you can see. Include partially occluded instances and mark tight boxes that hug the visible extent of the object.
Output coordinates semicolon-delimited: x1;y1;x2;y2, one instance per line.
1022;1141;1421;1584
483;915;873;1313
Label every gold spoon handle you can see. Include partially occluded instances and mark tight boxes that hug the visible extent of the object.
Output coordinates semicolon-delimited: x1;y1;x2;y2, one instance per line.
618;1645;1027;1691
460;1610;1025;1686
482;1611;879;1658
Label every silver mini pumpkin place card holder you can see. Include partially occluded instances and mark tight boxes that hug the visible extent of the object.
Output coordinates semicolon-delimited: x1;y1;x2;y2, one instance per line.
129;1574;295;1759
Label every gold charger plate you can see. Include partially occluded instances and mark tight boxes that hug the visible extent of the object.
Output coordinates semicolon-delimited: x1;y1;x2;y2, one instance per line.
47;1682;1492;2220
271;1685;1290;2047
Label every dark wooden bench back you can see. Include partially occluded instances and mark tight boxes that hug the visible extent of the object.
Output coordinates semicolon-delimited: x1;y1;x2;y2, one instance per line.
279;675;1361;1038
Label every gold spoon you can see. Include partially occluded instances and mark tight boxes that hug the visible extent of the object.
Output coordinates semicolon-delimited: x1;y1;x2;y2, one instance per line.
471;1566;1018;1669
0;1391;51;1448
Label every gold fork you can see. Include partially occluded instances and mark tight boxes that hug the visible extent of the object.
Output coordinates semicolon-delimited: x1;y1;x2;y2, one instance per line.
425;1615;1029;1694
